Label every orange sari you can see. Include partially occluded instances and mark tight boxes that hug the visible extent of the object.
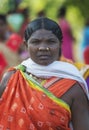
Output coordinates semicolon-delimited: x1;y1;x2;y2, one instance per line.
0;66;76;130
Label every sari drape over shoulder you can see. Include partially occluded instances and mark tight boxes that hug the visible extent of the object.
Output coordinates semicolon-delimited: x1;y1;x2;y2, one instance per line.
0;66;77;130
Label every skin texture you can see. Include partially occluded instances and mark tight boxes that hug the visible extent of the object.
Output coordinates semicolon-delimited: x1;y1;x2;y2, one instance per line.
0;29;89;130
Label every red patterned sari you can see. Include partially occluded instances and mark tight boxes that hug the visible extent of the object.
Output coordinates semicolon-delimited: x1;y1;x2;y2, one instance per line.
0;66;76;130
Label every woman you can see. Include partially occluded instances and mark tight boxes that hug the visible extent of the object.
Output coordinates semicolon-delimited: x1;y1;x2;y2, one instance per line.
0;17;89;130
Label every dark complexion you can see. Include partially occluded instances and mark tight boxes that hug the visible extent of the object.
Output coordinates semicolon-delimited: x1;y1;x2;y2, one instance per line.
26;29;61;65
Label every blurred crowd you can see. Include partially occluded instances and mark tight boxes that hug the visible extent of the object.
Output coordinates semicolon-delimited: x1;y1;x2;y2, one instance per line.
0;7;30;80
57;6;89;64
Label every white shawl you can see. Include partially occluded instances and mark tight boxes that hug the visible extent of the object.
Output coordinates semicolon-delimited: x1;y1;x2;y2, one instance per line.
21;58;89;99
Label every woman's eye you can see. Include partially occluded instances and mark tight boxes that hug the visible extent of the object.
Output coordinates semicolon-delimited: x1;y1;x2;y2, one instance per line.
48;40;55;44
31;40;39;44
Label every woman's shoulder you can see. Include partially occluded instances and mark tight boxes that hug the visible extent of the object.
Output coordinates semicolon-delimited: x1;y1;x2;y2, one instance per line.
0;64;26;85
64;82;88;105
0;69;16;97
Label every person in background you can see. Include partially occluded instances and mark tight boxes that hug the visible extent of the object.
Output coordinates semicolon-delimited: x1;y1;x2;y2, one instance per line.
17;7;30;60
18;7;30;37
6;7;29;61
6;12;24;36
79;18;89;63
6;33;23;53
0;14;21;80
0;17;89;130
83;46;89;64
37;10;46;17
57;6;75;61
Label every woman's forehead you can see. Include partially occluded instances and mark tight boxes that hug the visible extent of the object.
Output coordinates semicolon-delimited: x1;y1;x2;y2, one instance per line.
29;29;58;40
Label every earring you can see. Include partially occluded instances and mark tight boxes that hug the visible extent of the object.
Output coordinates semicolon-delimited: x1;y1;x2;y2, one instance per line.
46;47;50;51
38;48;41;51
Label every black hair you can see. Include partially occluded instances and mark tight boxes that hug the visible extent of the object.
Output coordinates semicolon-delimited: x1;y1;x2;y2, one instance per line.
37;10;46;17
24;17;63;43
0;14;6;23
57;6;66;18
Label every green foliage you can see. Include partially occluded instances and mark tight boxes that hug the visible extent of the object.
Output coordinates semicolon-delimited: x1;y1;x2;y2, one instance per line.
0;0;9;14
17;0;66;20
65;0;89;19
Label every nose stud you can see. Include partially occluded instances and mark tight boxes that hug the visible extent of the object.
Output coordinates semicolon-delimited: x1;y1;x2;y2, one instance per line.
38;47;50;51
46;47;50;51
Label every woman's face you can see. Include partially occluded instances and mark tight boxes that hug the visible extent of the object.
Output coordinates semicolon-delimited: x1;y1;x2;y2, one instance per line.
27;29;61;65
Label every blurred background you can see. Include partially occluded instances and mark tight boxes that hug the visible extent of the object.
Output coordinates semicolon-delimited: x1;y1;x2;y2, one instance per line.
0;0;89;79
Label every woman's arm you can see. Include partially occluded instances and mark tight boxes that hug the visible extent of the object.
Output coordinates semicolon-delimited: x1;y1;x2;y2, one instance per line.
0;70;16;97
71;83;89;130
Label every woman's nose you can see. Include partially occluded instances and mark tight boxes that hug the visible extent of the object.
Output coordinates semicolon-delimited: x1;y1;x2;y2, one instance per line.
38;46;47;51
38;43;48;51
